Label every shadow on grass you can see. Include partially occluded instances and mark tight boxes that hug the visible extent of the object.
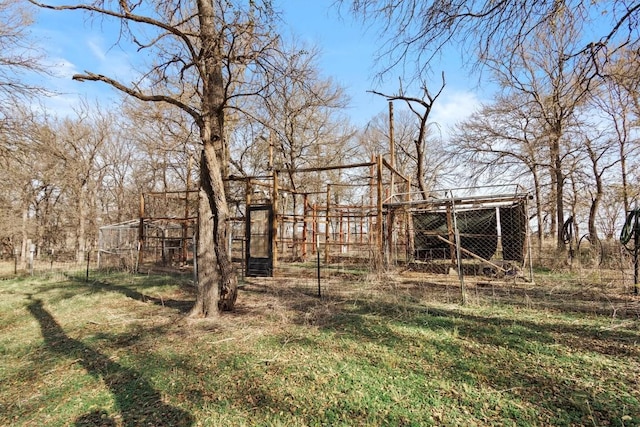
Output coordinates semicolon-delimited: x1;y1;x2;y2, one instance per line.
63;275;195;314
26;296;194;427
316;299;640;424
237;280;640;424
93;279;194;314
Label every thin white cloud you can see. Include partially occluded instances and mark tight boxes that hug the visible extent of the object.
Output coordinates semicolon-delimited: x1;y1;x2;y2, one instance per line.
432;90;482;139
87;37;108;62
433;90;480;127
43;56;79;79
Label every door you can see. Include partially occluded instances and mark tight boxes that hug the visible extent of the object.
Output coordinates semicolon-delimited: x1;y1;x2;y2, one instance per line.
246;204;273;277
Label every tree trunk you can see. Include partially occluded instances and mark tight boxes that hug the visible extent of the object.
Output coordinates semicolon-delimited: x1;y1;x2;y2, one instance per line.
21;201;28;266
551;137;565;251
189;184;219;317
203;142;238;311
189;142;238;316
620;144;629;214
188;0;238;316
415;140;429;201
588;156;603;242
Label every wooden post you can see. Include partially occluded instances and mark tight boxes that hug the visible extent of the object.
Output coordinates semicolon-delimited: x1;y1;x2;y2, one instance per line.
346;213;350;254
137;194;145;271
406;177;415;262
312;203;317;255
339;211;344;253
369;156;375;245
389;101;395;203
325;184;331;264
302;193;308;260
360;202;364;245
377;155;384;262
182;156;192;265
272;170;279;270
446;204;456;265
245;179;252;274
292;193;298;259
268;132;274;171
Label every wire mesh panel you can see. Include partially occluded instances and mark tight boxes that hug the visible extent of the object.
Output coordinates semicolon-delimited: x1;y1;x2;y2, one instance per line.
136;190;197;271
97;220;140;270
139;221;195;268
386;188;533;283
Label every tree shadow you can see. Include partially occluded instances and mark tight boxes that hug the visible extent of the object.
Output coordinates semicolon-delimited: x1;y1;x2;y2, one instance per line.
236;280;640;424
312;299;640;424
26;296;194;427
66;276;194;314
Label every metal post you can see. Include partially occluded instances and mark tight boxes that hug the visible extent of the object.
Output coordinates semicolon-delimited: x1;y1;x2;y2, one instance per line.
376;155;384;265
634;226;639;295
272;170;279;270
317;235;321;298
325;184;331;264
450;194;466;304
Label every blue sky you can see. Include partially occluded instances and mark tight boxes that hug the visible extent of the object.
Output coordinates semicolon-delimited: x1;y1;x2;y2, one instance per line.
30;0;485;130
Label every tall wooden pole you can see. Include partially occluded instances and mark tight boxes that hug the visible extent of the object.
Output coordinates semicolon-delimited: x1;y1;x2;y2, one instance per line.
302;193;308;260
138;194;145;271
272;170;279;270
325;184;331;264
182;156;192;265
377;155;384;264
388;101;396;265
389;101;395;200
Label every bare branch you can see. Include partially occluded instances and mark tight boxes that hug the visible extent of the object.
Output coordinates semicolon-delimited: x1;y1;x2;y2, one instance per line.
72;71;203;128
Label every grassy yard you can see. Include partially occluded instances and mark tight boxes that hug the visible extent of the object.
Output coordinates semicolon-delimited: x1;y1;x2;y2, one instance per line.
0;271;639;426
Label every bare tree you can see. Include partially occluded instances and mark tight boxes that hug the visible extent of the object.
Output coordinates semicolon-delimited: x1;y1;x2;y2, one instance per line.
0;0;48;164
47;105;112;262
30;0;281;316
0;0;46;101
342;1;640;82
120;98;200;194
256;42;355;192
591;50;640;214
358;109;417;174
481;11;593;250
452;94;549;249
369;75;446;200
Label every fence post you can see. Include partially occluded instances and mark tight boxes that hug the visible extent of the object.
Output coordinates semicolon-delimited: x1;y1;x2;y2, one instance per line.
325;184;331;264
450;194;467;305
29;243;35;276
86;250;90;282
376;155;384;270
317;235;321;298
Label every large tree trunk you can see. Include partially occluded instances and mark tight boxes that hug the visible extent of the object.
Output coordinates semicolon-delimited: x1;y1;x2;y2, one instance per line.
188;0;238;317
189;142;238;317
415;139;429;201
550;136;565;251
204;141;238;311
190;184;219;317
189;144;238;316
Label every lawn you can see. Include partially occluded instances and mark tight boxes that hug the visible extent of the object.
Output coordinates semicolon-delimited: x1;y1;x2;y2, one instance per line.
0;271;638;426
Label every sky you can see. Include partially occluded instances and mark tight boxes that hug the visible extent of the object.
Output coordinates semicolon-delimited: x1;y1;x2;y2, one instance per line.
29;0;486;131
